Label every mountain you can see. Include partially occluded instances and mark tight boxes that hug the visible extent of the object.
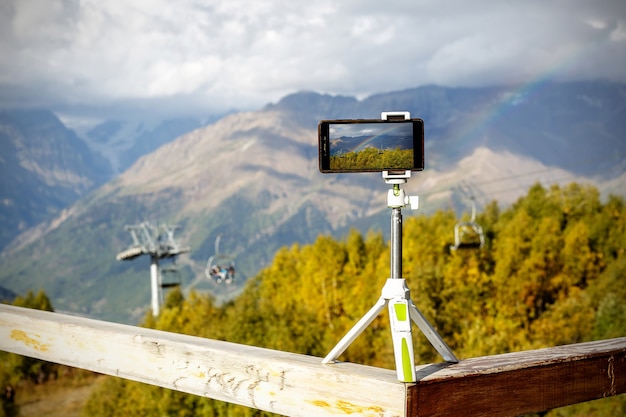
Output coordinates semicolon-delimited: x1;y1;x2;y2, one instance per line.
79;117;206;174
0;81;624;323
330;134;412;154
0;284;16;303
0;111;210;253
267;81;626;178
0;109;112;251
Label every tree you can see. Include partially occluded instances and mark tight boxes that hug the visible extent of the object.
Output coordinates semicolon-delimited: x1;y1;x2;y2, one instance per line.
81;182;626;417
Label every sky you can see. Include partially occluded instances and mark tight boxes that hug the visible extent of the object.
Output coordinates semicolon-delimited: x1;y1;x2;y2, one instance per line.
1;0;625;121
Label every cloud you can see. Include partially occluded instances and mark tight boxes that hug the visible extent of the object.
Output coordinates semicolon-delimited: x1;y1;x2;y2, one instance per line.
1;0;625;119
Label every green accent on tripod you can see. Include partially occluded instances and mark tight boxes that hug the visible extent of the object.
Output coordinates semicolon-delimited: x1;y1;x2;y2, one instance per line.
394;303;407;321
401;338;413;382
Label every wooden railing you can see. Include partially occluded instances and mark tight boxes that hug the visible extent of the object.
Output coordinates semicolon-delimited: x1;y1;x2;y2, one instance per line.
1;304;624;416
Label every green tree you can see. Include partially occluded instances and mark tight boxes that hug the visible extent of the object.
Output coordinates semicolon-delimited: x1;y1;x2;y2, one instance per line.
12;289;54;312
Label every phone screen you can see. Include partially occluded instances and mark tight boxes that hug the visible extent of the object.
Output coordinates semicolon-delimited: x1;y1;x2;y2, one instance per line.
318;119;424;173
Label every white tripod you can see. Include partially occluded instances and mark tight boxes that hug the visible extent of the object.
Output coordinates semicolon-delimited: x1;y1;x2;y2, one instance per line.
322;169;458;382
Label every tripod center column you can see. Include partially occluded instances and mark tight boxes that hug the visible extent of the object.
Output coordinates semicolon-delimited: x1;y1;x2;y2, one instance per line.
390;207;402;279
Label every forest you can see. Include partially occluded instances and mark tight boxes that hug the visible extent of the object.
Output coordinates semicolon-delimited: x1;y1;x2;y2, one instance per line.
1;182;625;417
330;147;414;170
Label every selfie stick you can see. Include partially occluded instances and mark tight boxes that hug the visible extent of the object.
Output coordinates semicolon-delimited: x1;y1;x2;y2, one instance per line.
322;112;458;382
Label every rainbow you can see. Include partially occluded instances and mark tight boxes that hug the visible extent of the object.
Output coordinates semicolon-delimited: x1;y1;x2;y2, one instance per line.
447;47;585;144
336;124;411;154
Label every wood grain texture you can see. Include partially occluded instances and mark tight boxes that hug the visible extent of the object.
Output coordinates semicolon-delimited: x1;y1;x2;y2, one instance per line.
0;304;405;417
2;304;625;417
407;337;626;417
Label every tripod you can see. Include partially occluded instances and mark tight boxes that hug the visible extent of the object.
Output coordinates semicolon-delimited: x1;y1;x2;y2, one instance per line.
322;170;458;382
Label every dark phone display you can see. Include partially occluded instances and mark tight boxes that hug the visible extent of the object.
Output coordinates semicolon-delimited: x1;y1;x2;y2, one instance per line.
318;119;424;172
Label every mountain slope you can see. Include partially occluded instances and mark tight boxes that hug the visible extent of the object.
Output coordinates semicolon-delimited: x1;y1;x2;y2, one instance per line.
268;81;626;178
0;109;112;251
0;110;387;322
0;81;624;323
80;117;205;174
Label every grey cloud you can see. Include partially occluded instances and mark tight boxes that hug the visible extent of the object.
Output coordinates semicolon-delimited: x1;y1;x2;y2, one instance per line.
0;0;624;119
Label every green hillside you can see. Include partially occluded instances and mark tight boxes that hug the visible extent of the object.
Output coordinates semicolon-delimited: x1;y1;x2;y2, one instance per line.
79;182;626;416
330;147;414;170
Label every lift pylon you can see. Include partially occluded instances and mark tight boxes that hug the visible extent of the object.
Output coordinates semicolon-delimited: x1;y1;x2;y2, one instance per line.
116;222;190;316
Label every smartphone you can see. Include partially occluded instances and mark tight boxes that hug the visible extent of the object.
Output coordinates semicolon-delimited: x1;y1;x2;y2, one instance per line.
318;118;424;173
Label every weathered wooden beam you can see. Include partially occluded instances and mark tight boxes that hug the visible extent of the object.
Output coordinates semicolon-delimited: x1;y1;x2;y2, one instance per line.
408;337;626;417
1;304;625;417
0;304;406;417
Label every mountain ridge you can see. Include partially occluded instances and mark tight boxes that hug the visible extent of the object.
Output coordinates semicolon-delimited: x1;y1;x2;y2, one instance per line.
0;109;112;251
268;81;626;177
1;80;624;322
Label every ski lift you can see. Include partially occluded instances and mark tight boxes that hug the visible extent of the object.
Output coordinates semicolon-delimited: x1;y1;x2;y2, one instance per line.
450;192;485;251
205;235;236;284
160;264;182;288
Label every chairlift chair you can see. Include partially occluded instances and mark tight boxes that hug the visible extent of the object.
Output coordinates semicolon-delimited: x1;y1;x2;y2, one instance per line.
206;257;235;284
204;235;236;284
160;265;182;288
450;221;485;250
450;193;485;251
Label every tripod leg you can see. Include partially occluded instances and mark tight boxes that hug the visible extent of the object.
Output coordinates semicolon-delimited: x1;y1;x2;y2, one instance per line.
409;302;458;363
322;297;387;364
388;298;416;382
